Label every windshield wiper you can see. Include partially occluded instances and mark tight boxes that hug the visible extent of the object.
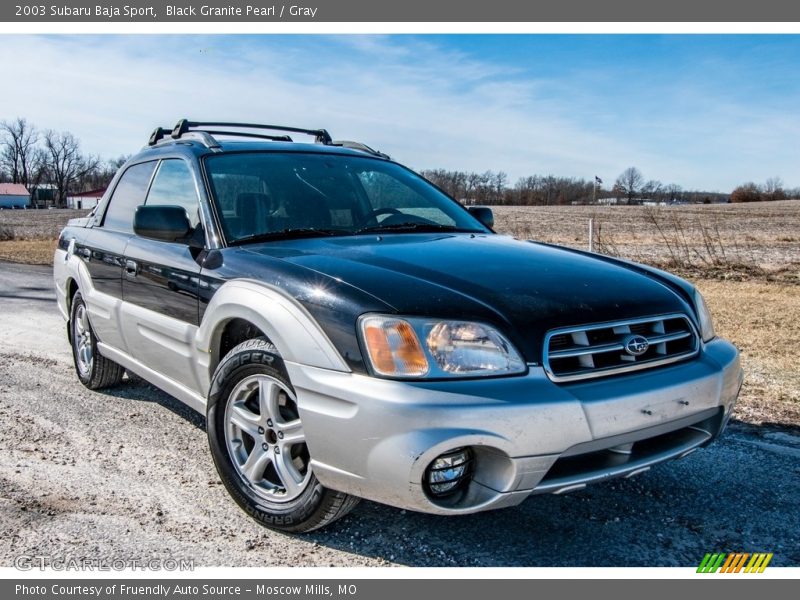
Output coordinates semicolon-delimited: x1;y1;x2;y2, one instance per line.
229;228;352;246
355;222;483;235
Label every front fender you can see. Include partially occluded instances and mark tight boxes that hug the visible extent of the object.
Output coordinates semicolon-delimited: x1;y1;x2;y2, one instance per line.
195;279;351;393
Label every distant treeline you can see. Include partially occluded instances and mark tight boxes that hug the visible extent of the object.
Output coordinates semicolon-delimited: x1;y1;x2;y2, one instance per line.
420;167;797;205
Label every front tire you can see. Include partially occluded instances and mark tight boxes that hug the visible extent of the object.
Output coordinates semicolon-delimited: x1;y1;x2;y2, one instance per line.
70;291;125;390
207;338;359;532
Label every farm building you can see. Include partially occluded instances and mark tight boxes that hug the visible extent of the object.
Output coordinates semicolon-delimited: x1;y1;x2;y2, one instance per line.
0;183;30;208
31;184;57;208
67;188;106;210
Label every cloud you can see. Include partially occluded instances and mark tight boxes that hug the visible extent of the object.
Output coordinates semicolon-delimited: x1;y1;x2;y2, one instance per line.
0;34;798;190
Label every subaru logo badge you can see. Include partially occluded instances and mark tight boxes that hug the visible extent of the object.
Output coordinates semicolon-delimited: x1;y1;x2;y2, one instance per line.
624;334;650;356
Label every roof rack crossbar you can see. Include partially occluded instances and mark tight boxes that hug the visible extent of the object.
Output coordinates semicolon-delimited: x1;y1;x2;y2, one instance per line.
172;119;332;144
202;130;293;142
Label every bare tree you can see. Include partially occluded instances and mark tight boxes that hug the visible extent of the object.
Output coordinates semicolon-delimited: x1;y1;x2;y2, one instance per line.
42;130;99;207
0;117;43;189
764;176;786;201
641;179;663;202
664;183;683;203
614;167;644;204
79;154;131;191
464;172;482;204
492;171;508;204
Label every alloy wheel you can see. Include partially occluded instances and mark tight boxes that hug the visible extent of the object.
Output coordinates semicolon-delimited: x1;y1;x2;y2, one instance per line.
223;374;312;502
73;303;94;377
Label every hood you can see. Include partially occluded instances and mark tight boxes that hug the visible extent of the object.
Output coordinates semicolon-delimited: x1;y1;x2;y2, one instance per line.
241;233;693;363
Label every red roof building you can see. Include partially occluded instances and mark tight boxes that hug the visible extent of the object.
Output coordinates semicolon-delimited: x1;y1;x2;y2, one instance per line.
0;183;30;208
0;183;30;196
67;187;106;210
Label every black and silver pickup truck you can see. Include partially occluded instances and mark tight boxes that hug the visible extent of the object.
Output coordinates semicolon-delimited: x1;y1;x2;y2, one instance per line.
54;120;743;532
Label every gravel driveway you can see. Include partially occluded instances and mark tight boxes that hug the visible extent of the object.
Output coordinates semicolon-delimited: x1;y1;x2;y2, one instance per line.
1;261;798;567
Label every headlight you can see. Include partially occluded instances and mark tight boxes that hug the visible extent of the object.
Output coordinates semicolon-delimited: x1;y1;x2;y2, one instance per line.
426;321;526;374
359;315;526;378
694;288;716;342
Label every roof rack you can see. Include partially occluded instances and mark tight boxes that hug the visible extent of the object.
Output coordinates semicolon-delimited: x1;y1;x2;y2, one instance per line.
147;119;389;158
148;127;171;146
172;119;332;144
149;126;222;149
202;130;293;142
330;140;390;160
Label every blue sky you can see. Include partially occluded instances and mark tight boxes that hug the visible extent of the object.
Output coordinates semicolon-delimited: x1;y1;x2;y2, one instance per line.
1;34;798;191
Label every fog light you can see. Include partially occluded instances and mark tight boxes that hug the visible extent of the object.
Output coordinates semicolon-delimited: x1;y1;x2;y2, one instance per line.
424;447;473;497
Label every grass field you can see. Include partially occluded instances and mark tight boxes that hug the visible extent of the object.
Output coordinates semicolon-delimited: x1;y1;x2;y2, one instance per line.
697;279;798;426
0;209;85;264
493;200;800;279
1;203;798;426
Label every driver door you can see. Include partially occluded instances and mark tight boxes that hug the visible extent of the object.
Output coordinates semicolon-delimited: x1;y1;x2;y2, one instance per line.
120;158;205;391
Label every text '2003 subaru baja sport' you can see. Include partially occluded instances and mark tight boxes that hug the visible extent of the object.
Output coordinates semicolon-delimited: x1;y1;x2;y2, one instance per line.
54;120;743;532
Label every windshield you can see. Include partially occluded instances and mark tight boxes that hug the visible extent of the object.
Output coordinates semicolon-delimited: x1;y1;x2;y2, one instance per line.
204;152;487;244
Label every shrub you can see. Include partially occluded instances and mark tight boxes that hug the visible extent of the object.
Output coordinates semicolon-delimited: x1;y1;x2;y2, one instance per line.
730;183;762;203
0;225;16;241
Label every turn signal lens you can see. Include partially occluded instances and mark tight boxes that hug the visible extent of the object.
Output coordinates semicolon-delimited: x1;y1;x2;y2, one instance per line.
360;316;429;377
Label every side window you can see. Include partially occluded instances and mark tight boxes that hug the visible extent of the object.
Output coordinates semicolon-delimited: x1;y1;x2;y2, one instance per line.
102;161;157;232
145;159;201;228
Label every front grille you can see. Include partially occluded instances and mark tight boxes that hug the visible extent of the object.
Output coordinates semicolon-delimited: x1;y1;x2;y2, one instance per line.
543;314;699;382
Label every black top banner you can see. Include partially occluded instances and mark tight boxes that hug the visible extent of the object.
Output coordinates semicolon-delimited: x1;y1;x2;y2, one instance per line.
3;0;800;22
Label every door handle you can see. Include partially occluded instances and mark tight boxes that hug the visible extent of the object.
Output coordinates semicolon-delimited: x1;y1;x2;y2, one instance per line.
125;259;139;277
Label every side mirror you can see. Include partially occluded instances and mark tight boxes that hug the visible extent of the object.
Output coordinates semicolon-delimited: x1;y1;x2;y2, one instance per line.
133;205;192;242
468;206;494;229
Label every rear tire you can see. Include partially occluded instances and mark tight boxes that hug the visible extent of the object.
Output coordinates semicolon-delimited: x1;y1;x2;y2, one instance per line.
70;291;125;390
207;337;359;532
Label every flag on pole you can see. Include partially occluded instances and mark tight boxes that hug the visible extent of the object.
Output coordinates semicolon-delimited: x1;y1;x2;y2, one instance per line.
595;176;603;184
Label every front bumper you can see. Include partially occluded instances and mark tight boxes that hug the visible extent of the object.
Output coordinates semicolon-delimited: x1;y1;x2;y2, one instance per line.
287;338;742;515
